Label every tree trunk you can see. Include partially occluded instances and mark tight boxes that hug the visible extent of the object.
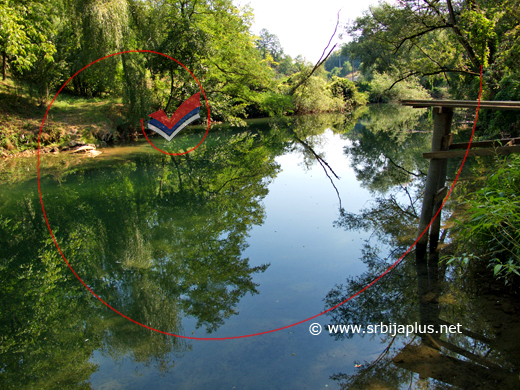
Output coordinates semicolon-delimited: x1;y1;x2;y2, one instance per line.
2;52;6;81
164;67;176;114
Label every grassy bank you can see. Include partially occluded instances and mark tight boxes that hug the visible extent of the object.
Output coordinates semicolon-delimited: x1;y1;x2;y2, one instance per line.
0;79;129;157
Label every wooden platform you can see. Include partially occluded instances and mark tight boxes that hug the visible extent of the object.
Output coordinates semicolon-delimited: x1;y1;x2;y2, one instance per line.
401;99;520;282
400;100;520;159
423;138;520;159
401;100;520;110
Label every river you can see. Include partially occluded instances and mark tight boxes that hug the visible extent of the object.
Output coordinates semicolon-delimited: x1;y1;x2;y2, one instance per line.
1;106;519;389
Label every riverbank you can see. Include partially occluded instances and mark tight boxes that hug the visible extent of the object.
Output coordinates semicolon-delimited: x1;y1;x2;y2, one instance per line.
1;74;369;158
0;79;126;157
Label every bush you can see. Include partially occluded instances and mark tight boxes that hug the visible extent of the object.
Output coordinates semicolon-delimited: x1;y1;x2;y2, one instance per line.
255;92;294;117
452;154;520;283
330;77;368;109
292;75;344;113
368;72;430;103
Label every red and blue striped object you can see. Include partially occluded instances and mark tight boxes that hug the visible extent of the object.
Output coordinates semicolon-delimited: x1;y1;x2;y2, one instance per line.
147;92;201;141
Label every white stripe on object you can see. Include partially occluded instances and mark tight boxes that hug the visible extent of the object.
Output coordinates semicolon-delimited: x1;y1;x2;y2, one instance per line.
147;114;200;142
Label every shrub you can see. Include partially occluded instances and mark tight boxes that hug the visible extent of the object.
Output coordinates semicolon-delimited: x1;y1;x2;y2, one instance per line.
255;92;294;117
292;75;344;113
330;77;368;109
452;154;520;283
368;72;431;103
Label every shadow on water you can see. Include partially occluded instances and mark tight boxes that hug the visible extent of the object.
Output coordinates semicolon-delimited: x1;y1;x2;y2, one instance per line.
326;105;520;389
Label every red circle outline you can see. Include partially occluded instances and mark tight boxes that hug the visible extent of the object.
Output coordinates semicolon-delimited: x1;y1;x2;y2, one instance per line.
38;55;483;340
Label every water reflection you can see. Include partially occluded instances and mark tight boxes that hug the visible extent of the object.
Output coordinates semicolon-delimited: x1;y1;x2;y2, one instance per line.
1;113;361;388
328;105;520;389
6;105;517;389
1;130;283;387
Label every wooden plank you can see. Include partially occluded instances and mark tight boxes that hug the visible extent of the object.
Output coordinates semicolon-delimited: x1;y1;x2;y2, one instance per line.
424;145;520;159
441;134;453;150
401;99;520;110
449;138;520;150
402;99;520;106
433;186;448;205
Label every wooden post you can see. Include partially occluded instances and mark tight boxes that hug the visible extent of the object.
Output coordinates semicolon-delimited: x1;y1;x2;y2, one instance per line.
416;107;453;266
415;107;452;341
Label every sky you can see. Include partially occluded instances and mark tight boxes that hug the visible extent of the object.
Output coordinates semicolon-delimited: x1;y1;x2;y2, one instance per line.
234;0;381;64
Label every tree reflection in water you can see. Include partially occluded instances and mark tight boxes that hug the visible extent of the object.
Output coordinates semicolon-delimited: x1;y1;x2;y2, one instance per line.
0;113;364;389
326;105;520;389
0;130;284;388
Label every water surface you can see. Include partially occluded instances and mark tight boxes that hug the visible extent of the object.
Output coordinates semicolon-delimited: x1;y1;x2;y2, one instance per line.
2;108;519;389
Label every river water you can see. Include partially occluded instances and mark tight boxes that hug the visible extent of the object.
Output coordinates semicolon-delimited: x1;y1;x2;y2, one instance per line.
1;106;519;389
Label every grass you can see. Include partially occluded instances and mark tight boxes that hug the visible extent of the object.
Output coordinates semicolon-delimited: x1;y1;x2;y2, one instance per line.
0;78;123;155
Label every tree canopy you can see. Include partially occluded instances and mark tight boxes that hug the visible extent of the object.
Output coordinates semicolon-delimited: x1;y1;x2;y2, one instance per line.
346;0;520;98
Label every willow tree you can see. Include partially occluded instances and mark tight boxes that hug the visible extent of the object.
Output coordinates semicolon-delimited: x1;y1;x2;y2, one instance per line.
66;0;130;96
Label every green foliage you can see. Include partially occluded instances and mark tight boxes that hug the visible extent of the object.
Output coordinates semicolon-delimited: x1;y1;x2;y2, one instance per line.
292;74;344;114
481;76;520;135
0;129;286;386
453;154;520;284
342;104;431;193
67;0;129;97
330;77;367;109
0;0;57;73
323;49;356;72
346;0;520;122
328;61;352;78
1;0;369;149
276;54;299;76
254;91;293;117
255;28;283;61
121;54;156;131
368;72;431;103
0;0;60;103
459;9;498;68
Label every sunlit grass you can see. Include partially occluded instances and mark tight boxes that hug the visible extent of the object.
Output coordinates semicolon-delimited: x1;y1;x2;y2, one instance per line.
0;79;124;153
